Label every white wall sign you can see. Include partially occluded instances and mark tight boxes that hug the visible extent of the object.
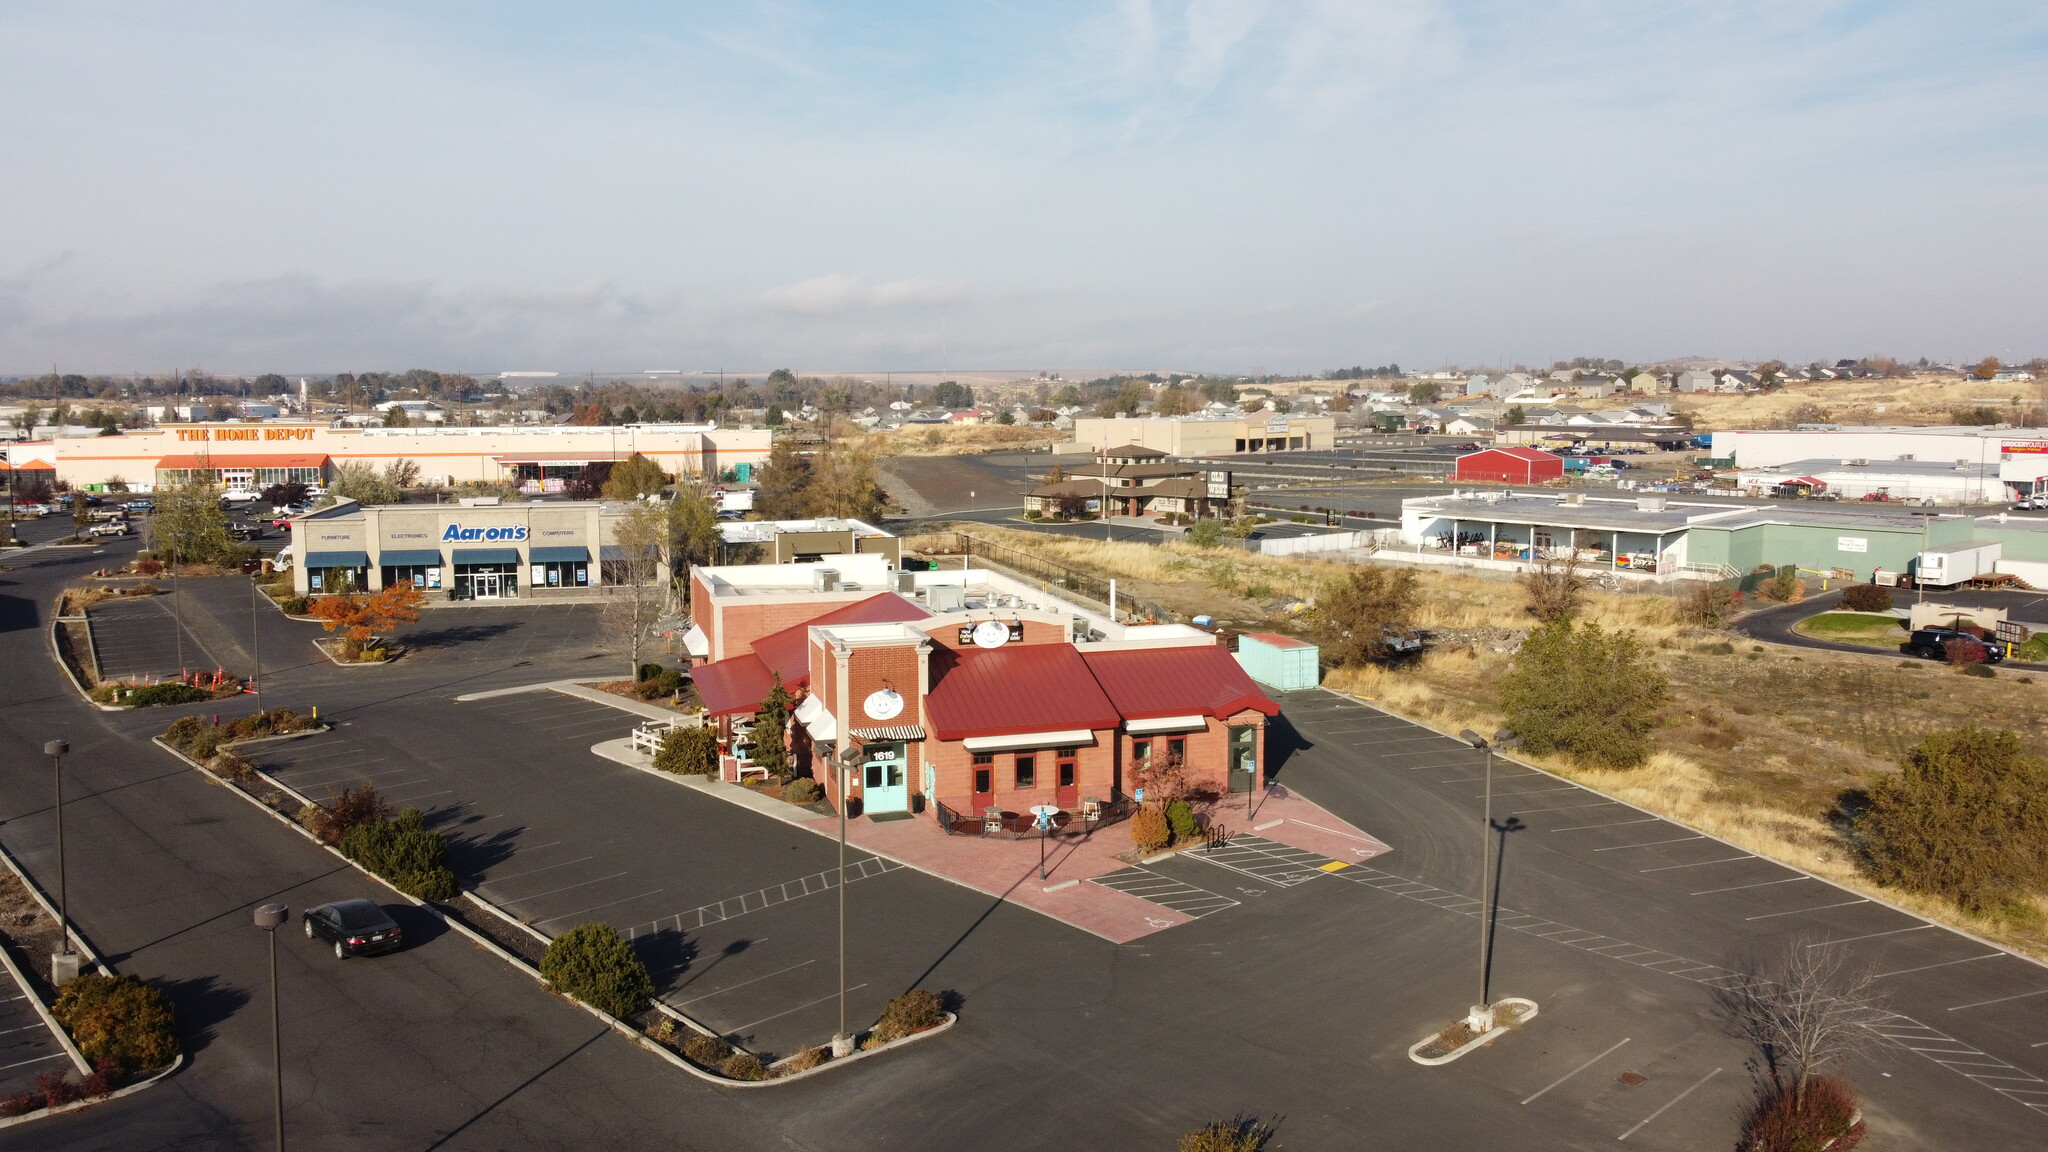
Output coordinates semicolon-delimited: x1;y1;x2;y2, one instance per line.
1837;536;1868;553
971;620;1011;649
862;688;904;720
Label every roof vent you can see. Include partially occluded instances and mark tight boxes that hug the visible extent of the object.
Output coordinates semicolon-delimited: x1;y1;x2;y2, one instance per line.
1636;496;1667;512
812;568;839;592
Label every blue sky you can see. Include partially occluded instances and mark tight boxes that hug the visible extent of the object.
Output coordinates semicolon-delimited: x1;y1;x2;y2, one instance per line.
1;1;2043;374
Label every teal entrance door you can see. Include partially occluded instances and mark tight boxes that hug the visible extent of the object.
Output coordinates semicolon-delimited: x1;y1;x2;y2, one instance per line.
862;743;909;814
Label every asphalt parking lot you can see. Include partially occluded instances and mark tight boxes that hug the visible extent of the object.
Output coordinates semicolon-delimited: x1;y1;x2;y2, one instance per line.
246;689;1018;1059
85;594;221;681
0;975;73;1100
1272;689;2048;1135
384;602;611;668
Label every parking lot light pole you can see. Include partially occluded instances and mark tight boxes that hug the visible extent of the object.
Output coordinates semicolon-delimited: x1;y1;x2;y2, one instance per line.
43;740;79;986
253;903;289;1152
1460;728;1520;1029
250;574;264;711
831;744;860;1058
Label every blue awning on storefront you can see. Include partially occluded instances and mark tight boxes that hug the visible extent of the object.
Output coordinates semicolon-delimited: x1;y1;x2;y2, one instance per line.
304;550;369;569
378;549;443;566
452;548;521;565
528;545;589;563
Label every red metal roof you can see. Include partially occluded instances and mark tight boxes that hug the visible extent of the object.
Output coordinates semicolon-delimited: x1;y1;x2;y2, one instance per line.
1239;632;1312;650
924;645;1121;740
1458;446;1556;463
749;593;929;686
155;453;330;469
1081;645;1279;721
693;653;777;717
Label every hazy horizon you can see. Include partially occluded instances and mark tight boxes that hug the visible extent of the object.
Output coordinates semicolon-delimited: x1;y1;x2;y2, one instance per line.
4;3;2043;374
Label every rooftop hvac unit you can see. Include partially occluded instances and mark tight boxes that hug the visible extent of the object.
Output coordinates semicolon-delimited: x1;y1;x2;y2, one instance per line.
1849;458;1868;466
1636;496;1668;512
812;568;839;592
894;570;916;595
927;584;965;612
1897;454;1914;461
1562;493;1586;506
1955;459;1969;469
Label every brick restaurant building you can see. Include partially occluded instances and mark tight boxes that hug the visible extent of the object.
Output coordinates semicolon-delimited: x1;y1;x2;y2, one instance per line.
685;557;1279;826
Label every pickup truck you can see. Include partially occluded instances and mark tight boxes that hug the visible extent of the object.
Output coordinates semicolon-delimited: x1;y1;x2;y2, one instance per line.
228;523;266;541
87;520;133;538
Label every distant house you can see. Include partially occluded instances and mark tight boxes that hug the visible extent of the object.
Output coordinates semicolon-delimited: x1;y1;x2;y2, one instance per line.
1463;374;1491;396
1025;444;1231;518
1443;415;1495;437
1675;369;1716;393
1629;372;1661;395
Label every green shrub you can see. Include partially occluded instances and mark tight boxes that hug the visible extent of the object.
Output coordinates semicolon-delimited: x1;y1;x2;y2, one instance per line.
1179;1115;1277;1152
1839;583;1894;613
126;682;210;708
1164;798;1199;843
1962;663;1995;678
781;778;822;805
653;725;718;776
1856;726;2048;912
682;1032;731;1067
1501;620;1668;769
161;716;208;751
51;973;179;1076
872;988;945;1041
282;596;310;615
1130;806;1170;852
1188;519;1225;548
632;668;684;699
721;1051;766;1080
187;727;226;759
636;662;665;683
541;923;655;1019
338;808;457;900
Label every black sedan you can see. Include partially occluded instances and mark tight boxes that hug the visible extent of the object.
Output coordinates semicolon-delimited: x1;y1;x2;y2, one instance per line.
303;899;403;958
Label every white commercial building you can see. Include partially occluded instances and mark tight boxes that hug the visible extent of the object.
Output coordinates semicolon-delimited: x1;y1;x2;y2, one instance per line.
1710;426;2048;499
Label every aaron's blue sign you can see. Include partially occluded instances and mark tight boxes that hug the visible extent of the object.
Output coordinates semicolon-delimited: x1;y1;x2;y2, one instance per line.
442;524;529;542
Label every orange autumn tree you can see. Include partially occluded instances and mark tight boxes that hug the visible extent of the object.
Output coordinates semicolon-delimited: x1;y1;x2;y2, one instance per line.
309;581;427;660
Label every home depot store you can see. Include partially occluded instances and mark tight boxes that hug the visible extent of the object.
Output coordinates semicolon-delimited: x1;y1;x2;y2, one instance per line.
686;561;1278;824
17;421;773;491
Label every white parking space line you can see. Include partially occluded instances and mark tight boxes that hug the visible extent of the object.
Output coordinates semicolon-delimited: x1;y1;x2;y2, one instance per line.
0;1053;71;1072
1948;988;2048;1012
1618;1067;1721;1141
482;854;594;884
674;961;816;1007
1592;835;1705;852
1874;953;2003;979
1510;800;1623;815
502;872;633;903
730;985;868;1035
535;888;667;927
1440;772;1547;784
1743;899;1870;921
1481;785;1580;798
1690;877;1811;896
1639;855;1753;872
1521;1037;1630;1105
1551;818;1659;833
1812;925;1934;948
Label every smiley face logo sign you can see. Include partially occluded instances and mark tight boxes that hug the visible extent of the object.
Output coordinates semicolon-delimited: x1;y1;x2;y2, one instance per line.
863;688;904;720
971;620;1010;649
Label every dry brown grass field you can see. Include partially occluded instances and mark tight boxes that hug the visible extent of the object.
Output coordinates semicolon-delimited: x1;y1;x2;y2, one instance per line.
1666;373;2044;430
914;526;2048;960
851;424;1066;456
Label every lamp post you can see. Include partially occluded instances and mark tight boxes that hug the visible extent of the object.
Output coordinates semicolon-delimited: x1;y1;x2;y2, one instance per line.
43;740;79;986
1460;727;1520;1029
253;903;288;1152
249;573;264;711
830;743;861;1057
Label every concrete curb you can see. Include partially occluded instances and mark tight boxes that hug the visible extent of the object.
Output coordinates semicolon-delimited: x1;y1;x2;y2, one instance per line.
47;607;127;711
0;895;92;1077
309;638;403;668
1407;998;1539;1066
1315;685;2048;977
152;734;953;1088
548;680;697;722
0;1051;186;1131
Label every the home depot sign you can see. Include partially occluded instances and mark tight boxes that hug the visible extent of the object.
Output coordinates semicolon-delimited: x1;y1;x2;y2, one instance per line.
174;427;316;442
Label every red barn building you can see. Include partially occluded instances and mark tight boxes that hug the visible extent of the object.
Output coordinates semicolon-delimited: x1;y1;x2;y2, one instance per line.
1452;445;1565;485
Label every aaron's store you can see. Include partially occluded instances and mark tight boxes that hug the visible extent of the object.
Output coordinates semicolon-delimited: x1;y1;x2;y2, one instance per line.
280;499;667;600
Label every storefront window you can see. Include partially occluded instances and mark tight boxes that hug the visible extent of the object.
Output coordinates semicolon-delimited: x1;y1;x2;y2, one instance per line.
381;566;434;590
1014;754;1035;789
1166;737;1185;765
1131;739;1151;765
536;561;588;587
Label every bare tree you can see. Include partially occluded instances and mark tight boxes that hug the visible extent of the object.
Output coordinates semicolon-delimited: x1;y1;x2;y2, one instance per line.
1718;939;1896;1109
599;502;670;679
1521;546;1587;622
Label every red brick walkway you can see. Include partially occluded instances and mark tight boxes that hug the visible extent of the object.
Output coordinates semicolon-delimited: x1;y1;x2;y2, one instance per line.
840;786;1387;944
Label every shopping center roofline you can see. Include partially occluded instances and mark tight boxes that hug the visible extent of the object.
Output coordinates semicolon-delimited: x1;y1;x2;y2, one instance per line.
1403;491;1964;535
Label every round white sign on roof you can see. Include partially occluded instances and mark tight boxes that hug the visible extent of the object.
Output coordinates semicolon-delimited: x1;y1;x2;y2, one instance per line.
862;688;904;721
971;620;1010;649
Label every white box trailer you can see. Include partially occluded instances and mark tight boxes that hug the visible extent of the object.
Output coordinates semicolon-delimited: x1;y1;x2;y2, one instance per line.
1913;542;2001;587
